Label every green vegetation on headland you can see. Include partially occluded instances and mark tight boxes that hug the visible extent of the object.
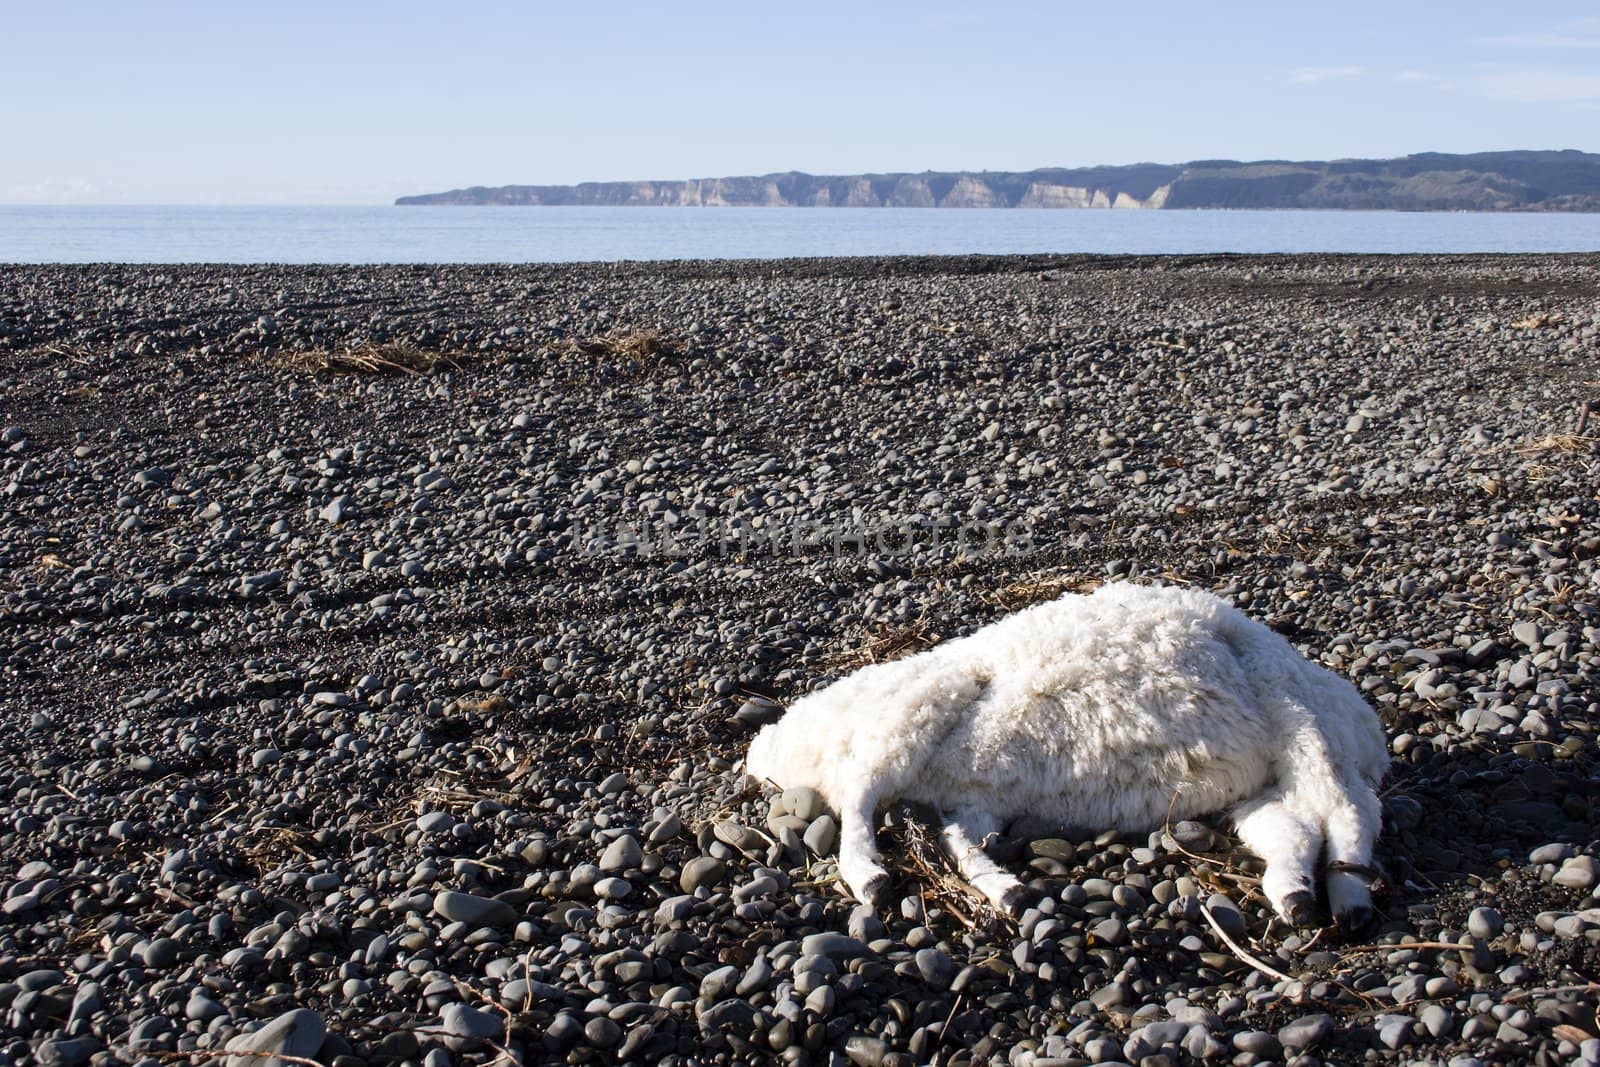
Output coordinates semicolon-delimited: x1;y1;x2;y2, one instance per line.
397;149;1600;211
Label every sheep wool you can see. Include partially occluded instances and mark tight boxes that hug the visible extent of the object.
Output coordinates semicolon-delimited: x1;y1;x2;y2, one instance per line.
746;581;1389;931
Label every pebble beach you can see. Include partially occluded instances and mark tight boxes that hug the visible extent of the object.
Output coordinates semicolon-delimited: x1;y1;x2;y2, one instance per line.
2;253;1599;1066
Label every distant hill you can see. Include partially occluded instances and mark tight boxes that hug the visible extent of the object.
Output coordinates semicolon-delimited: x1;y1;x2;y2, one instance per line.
397;150;1600;210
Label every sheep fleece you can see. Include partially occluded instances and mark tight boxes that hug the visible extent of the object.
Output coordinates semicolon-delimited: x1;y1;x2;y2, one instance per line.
746;582;1387;838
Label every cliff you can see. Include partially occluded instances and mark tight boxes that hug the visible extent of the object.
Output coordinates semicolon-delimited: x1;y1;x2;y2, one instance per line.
396;150;1600;211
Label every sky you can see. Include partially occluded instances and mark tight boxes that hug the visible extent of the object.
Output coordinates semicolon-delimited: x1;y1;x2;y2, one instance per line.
2;1;1599;205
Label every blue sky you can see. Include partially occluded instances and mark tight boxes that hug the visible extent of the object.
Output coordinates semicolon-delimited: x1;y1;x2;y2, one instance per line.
3;1;1598;204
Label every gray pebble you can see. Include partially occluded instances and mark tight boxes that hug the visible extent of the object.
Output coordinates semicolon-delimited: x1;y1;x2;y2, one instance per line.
224;1009;326;1067
433;890;518;928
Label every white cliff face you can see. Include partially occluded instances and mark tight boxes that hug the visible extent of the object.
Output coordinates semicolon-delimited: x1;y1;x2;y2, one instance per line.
1016;183;1152;209
888;177;936;207
666;176;1165;209
942;175;1007;207
1019;183;1096;208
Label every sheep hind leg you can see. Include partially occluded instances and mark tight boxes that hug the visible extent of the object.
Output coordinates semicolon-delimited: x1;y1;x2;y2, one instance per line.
1322;782;1382;937
1231;790;1323;927
939;806;1029;918
836;788;892;908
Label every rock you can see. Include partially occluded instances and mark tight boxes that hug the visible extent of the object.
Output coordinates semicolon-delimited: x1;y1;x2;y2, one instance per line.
225;1009;327;1067
1377;1015;1413;1049
801;932;870;959
1419;1004;1455;1038
416;811;455;834
36;1038;102;1067
712;819;766;856
680;856;725;893
700;964;740;1000
1556;856;1598;889
782;785;825;821
1203;895;1246;938
1233;1030;1281;1058
1278;1013;1334;1051
1512;621;1544;650
433;890;518;928
1531;843;1577;864
585;1017;622;1048
697;997;758;1034
1029;838;1075;862
140;937;181;969
593;876;631;900
803;814;838;856
1168;820;1217;851
915;948;954;987
438;1002;506;1048
1467;906;1504;939
600;833;642;871
735;696;784;728
845;1034;890;1066
319;495;352;523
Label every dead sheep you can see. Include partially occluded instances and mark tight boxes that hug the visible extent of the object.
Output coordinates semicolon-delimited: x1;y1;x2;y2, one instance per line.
745;581;1389;931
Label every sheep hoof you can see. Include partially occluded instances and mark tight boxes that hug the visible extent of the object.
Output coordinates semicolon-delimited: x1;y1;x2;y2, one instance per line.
861;873;891;908
999;885;1034;919
1335;905;1375;939
1282;891;1316;928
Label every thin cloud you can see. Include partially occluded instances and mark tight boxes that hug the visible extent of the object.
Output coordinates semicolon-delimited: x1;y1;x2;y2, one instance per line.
1477;32;1600;48
1479;70;1600;102
1394;70;1458;91
1477;16;1600;48
1289;66;1365;83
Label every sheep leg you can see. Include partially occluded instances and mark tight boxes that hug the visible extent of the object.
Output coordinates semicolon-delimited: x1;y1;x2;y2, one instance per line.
836;788;891;907
939;806;1029;917
1231;791;1323;927
1322;782;1382;936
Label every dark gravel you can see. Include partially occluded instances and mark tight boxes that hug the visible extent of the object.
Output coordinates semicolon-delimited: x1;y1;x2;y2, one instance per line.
2;253;1599;1067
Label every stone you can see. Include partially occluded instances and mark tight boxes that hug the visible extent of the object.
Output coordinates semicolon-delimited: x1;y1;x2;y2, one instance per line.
803;814;838;856
600;834;642;871
680;856;725;893
36;1038;102;1067
1203;895;1246;938
416;811;455;833
700;964;740;1000
438;1002;506;1048
782;785;825;821
1467;906;1504;939
433;890;518;928
915;948;954;987
845;1035;890;1067
1556;856;1598;889
735;696;784;728
801;932;870;959
225;1009;327;1067
697;997;758;1034
585;1017;622;1048
1278;1013;1334;1051
1511;621;1544;650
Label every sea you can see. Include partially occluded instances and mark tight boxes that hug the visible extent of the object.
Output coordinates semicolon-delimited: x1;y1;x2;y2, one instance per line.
2;205;1599;264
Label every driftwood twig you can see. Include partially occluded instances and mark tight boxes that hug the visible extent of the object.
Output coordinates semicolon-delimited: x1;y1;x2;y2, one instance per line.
1200;903;1297;985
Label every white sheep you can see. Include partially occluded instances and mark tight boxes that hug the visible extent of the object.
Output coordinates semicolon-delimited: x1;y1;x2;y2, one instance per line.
746;581;1389;931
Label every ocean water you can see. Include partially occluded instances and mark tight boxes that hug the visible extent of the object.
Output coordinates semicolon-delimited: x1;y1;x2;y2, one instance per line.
2;205;1599;264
